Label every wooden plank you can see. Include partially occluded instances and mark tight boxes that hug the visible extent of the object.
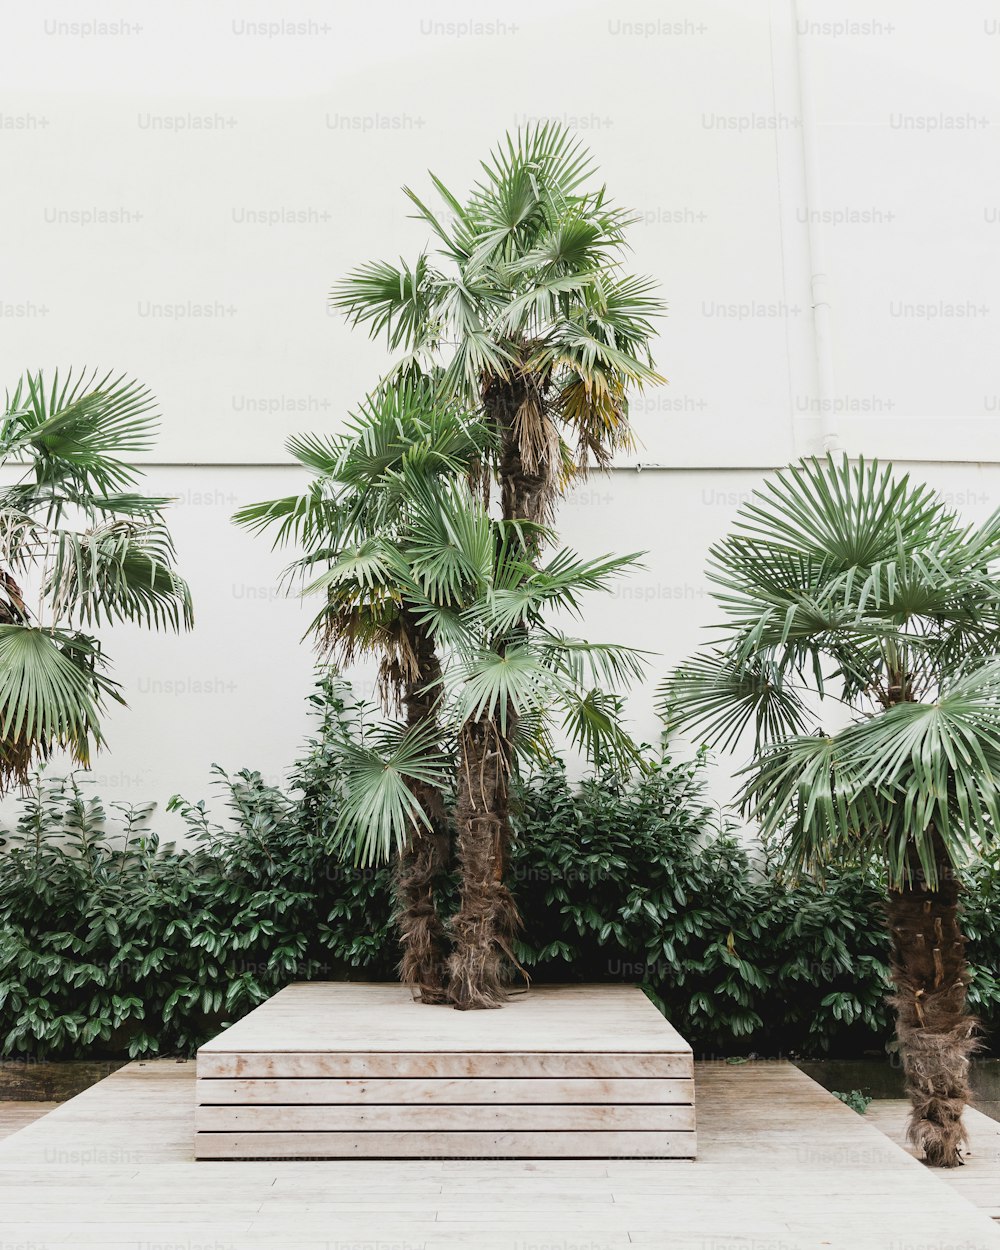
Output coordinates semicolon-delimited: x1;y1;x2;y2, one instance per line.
195;1076;694;1105
866;1099;1000;1221
193;1129;696;1159
197;1050;692;1078
196;982;692;1056
195;1103;696;1132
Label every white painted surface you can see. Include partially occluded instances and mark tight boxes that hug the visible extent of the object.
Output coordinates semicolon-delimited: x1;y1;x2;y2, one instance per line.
0;0;997;832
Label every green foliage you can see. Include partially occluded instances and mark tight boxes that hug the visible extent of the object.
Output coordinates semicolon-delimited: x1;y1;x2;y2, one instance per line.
833;1089;873;1115
508;754;895;1057
0;367;192;791
0;686;396;1059
5;689;1000;1061
663;455;1000;888
954;849;1000;1020
509;755;764;1044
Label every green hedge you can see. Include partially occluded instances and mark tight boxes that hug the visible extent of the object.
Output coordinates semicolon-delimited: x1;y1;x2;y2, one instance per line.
509;757;894;1058
0;769;397;1058
3;692;1000;1060
512;758;1000;1056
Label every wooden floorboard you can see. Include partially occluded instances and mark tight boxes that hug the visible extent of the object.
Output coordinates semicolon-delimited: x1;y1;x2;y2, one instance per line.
198;1049;692;1077
195;1101;697;1130
196;1075;695;1103
194;1128;695;1158
1;1059;999;1249
867;1096;1000;1221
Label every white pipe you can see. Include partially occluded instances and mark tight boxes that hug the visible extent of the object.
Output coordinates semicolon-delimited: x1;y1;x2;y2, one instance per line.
792;0;842;455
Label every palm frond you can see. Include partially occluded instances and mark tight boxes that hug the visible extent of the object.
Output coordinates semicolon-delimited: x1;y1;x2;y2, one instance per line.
469;547;643;633
3;369;159;500
454;644;555;735
735;455;954;572
837;663;1000;882
47;520;193;631
739;731;876;870
401;471;493;606
329;253;438;352
402;181;471;264
234;482;351;552
537;632;649;689
330;717;451;866
0;625;116;787
662;650;814;752
558;686;642;771
303;538;400;598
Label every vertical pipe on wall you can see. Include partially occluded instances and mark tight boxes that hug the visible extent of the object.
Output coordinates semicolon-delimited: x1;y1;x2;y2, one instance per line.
792;0;842;455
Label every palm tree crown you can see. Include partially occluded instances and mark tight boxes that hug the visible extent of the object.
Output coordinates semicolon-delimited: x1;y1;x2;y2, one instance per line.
664;455;1000;886
331;123;665;529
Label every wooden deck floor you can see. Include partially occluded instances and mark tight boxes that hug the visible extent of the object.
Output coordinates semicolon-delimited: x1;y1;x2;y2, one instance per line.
0;1059;998;1249
867;1097;1000;1222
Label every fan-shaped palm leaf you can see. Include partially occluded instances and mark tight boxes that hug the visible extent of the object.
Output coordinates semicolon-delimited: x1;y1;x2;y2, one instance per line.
3;369;159;501
330;717;452;867
0;625;115;787
48;520;193;630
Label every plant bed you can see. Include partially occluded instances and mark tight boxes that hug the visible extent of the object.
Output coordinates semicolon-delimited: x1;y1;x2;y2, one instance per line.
195;982;695;1159
0;1058;126;1101
797;1057;1000;1125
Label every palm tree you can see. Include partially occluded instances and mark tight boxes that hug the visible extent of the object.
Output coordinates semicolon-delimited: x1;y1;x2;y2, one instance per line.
330;122;665;546
234;380;487;1002
315;466;647;1007
663;455;1000;1166
330;126;661;1004
0;368;193;791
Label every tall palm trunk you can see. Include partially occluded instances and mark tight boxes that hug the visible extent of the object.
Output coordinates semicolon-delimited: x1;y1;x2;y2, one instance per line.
394;614;451;1003
887;831;977;1167
447;714;520;1009
446;370;549;1009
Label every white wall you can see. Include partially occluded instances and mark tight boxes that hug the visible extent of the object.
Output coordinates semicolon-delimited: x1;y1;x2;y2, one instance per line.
1;0;998;831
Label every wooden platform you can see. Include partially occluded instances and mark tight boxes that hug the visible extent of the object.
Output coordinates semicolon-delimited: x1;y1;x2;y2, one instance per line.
195;981;695;1159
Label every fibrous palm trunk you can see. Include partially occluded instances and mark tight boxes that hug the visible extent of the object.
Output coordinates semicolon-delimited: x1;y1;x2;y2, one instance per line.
887;833;977;1167
487;367;557;542
445;370;550;1009
394;617;451;1004
447;714;520;1009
